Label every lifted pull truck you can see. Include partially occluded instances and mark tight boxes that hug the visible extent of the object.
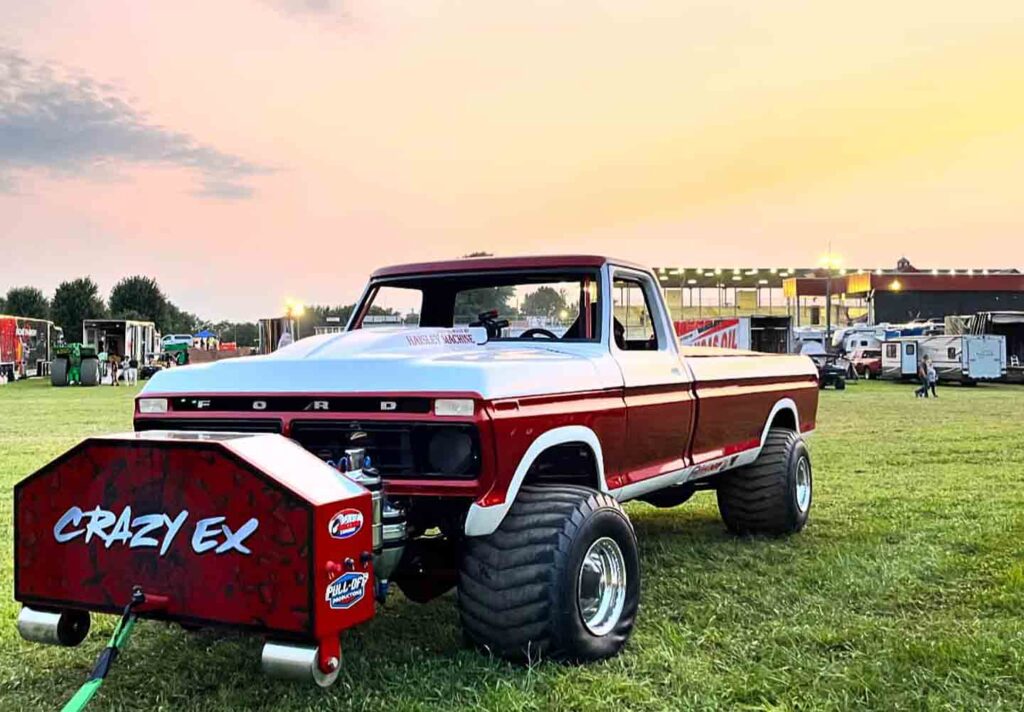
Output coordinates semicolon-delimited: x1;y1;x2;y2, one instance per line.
15;255;819;684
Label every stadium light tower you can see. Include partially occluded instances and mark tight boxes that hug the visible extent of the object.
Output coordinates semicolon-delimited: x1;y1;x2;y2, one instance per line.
819;248;843;340
285;299;306;339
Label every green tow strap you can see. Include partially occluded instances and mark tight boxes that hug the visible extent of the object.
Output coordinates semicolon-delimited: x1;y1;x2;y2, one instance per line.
61;588;144;712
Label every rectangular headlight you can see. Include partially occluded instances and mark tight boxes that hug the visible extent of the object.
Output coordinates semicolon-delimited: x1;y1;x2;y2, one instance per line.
434;398;474;417
138;398;168;414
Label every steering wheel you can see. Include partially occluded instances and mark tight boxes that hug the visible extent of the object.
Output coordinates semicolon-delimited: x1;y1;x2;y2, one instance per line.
519;328;559;340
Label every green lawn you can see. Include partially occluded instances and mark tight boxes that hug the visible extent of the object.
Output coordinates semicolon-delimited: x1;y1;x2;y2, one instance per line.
1;378;1022;711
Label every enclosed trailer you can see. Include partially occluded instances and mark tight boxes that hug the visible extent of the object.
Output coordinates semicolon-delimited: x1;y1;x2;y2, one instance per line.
82;319;158;365
881;334;1006;383
949;311;1024;384
257;317;299;355
675;316;792;353
0;315;61;380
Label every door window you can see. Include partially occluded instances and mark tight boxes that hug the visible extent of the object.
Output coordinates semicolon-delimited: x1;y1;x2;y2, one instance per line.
612;278;659;351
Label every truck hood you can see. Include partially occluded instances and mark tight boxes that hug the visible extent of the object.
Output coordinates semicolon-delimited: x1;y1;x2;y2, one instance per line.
143;327;618;400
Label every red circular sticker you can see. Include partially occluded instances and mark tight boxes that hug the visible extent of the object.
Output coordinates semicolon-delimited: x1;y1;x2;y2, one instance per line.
329;508;363;540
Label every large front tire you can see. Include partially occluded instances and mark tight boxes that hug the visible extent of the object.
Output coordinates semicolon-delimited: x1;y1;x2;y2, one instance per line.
716;429;812;535
458;485;639;663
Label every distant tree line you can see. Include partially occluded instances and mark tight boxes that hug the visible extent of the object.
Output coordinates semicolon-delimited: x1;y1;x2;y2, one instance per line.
1;276;258;347
1;253;565;350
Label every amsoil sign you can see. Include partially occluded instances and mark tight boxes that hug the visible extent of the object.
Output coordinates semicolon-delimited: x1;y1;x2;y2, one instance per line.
676;319;750;350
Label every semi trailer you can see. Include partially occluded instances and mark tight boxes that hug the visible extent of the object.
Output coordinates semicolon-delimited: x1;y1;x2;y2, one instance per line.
0;315;61;380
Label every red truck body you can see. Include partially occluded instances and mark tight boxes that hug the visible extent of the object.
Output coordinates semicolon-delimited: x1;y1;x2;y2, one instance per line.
14;255;820;682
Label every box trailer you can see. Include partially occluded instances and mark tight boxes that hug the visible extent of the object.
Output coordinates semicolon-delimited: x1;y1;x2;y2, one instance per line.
82;319;159;366
881;334;1006;383
0;315;61;380
257;317;298;355
675;316;792;353
948;311;1024;384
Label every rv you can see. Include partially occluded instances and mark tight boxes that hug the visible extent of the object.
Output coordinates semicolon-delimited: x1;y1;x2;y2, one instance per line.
831;325;883;355
881;334;1006;384
0;315;62;380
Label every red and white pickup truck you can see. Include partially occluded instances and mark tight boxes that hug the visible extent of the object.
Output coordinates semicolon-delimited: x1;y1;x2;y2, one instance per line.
15;255;819;685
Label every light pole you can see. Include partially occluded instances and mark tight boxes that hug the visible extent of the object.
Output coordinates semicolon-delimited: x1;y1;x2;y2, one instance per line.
284;300;305;340
819;251;842;343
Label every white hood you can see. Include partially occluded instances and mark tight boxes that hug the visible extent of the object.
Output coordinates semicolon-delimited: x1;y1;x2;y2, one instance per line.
143;327;620;400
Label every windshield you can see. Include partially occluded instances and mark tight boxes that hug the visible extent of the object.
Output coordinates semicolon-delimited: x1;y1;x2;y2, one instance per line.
353;270;602;342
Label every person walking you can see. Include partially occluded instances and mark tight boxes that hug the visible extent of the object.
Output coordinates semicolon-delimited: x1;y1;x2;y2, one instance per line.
109;354;120;386
127;354;139;386
928;359;939;398
915;356;930;398
98;345;108;382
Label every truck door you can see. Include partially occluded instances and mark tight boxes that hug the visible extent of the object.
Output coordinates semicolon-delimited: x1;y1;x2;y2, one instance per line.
901;342;918;376
609;269;695;485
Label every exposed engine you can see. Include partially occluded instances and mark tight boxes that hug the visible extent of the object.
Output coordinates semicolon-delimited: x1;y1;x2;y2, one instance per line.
334;447;407;600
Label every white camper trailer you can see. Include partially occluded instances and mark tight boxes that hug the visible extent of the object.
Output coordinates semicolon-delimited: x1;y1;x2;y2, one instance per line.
881;334;1006;383
831;326;883;355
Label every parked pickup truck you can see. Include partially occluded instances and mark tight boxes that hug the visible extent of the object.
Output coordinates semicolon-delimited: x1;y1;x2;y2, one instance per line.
16;255;819;685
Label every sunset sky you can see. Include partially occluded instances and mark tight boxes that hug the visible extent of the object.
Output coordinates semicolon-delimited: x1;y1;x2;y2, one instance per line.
2;1;1023;320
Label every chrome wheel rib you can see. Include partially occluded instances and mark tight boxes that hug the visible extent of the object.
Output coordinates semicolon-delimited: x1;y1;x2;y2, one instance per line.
577;537;627;636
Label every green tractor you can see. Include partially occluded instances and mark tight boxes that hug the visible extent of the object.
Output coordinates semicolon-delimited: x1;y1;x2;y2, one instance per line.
163;341;190;366
51;344;101;387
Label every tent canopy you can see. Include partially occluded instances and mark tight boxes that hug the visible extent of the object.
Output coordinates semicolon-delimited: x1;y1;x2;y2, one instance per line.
195;329;215;338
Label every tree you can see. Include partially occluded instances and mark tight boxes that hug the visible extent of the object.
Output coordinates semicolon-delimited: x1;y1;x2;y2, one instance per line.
51;278;106;342
453;252;515;321
210;321;258;347
521;286;567;320
164;303;200;335
109;276;168;329
4;286;50;319
0;294;5;313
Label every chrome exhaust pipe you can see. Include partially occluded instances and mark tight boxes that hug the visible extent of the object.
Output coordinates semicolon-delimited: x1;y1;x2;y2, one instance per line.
17;607;90;647
261;641;339;688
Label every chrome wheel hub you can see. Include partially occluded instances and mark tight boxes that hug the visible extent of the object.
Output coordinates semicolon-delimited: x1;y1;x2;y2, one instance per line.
795;456;812;513
577;537;627;636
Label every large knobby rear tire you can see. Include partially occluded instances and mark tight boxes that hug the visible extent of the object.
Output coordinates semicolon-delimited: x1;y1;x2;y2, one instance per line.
458;485;639;663
50;358;68;387
716;429;812;535
79;358;100;387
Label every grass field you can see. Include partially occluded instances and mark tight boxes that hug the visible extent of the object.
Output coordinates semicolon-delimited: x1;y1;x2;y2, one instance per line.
0;378;1022;711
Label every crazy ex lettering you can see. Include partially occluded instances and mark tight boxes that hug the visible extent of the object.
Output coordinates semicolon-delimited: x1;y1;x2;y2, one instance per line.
52;505;258;557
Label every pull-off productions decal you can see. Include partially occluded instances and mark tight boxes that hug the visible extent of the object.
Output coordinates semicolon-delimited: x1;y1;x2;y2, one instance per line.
52;505;259;556
326;571;368;609
329;509;363;540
